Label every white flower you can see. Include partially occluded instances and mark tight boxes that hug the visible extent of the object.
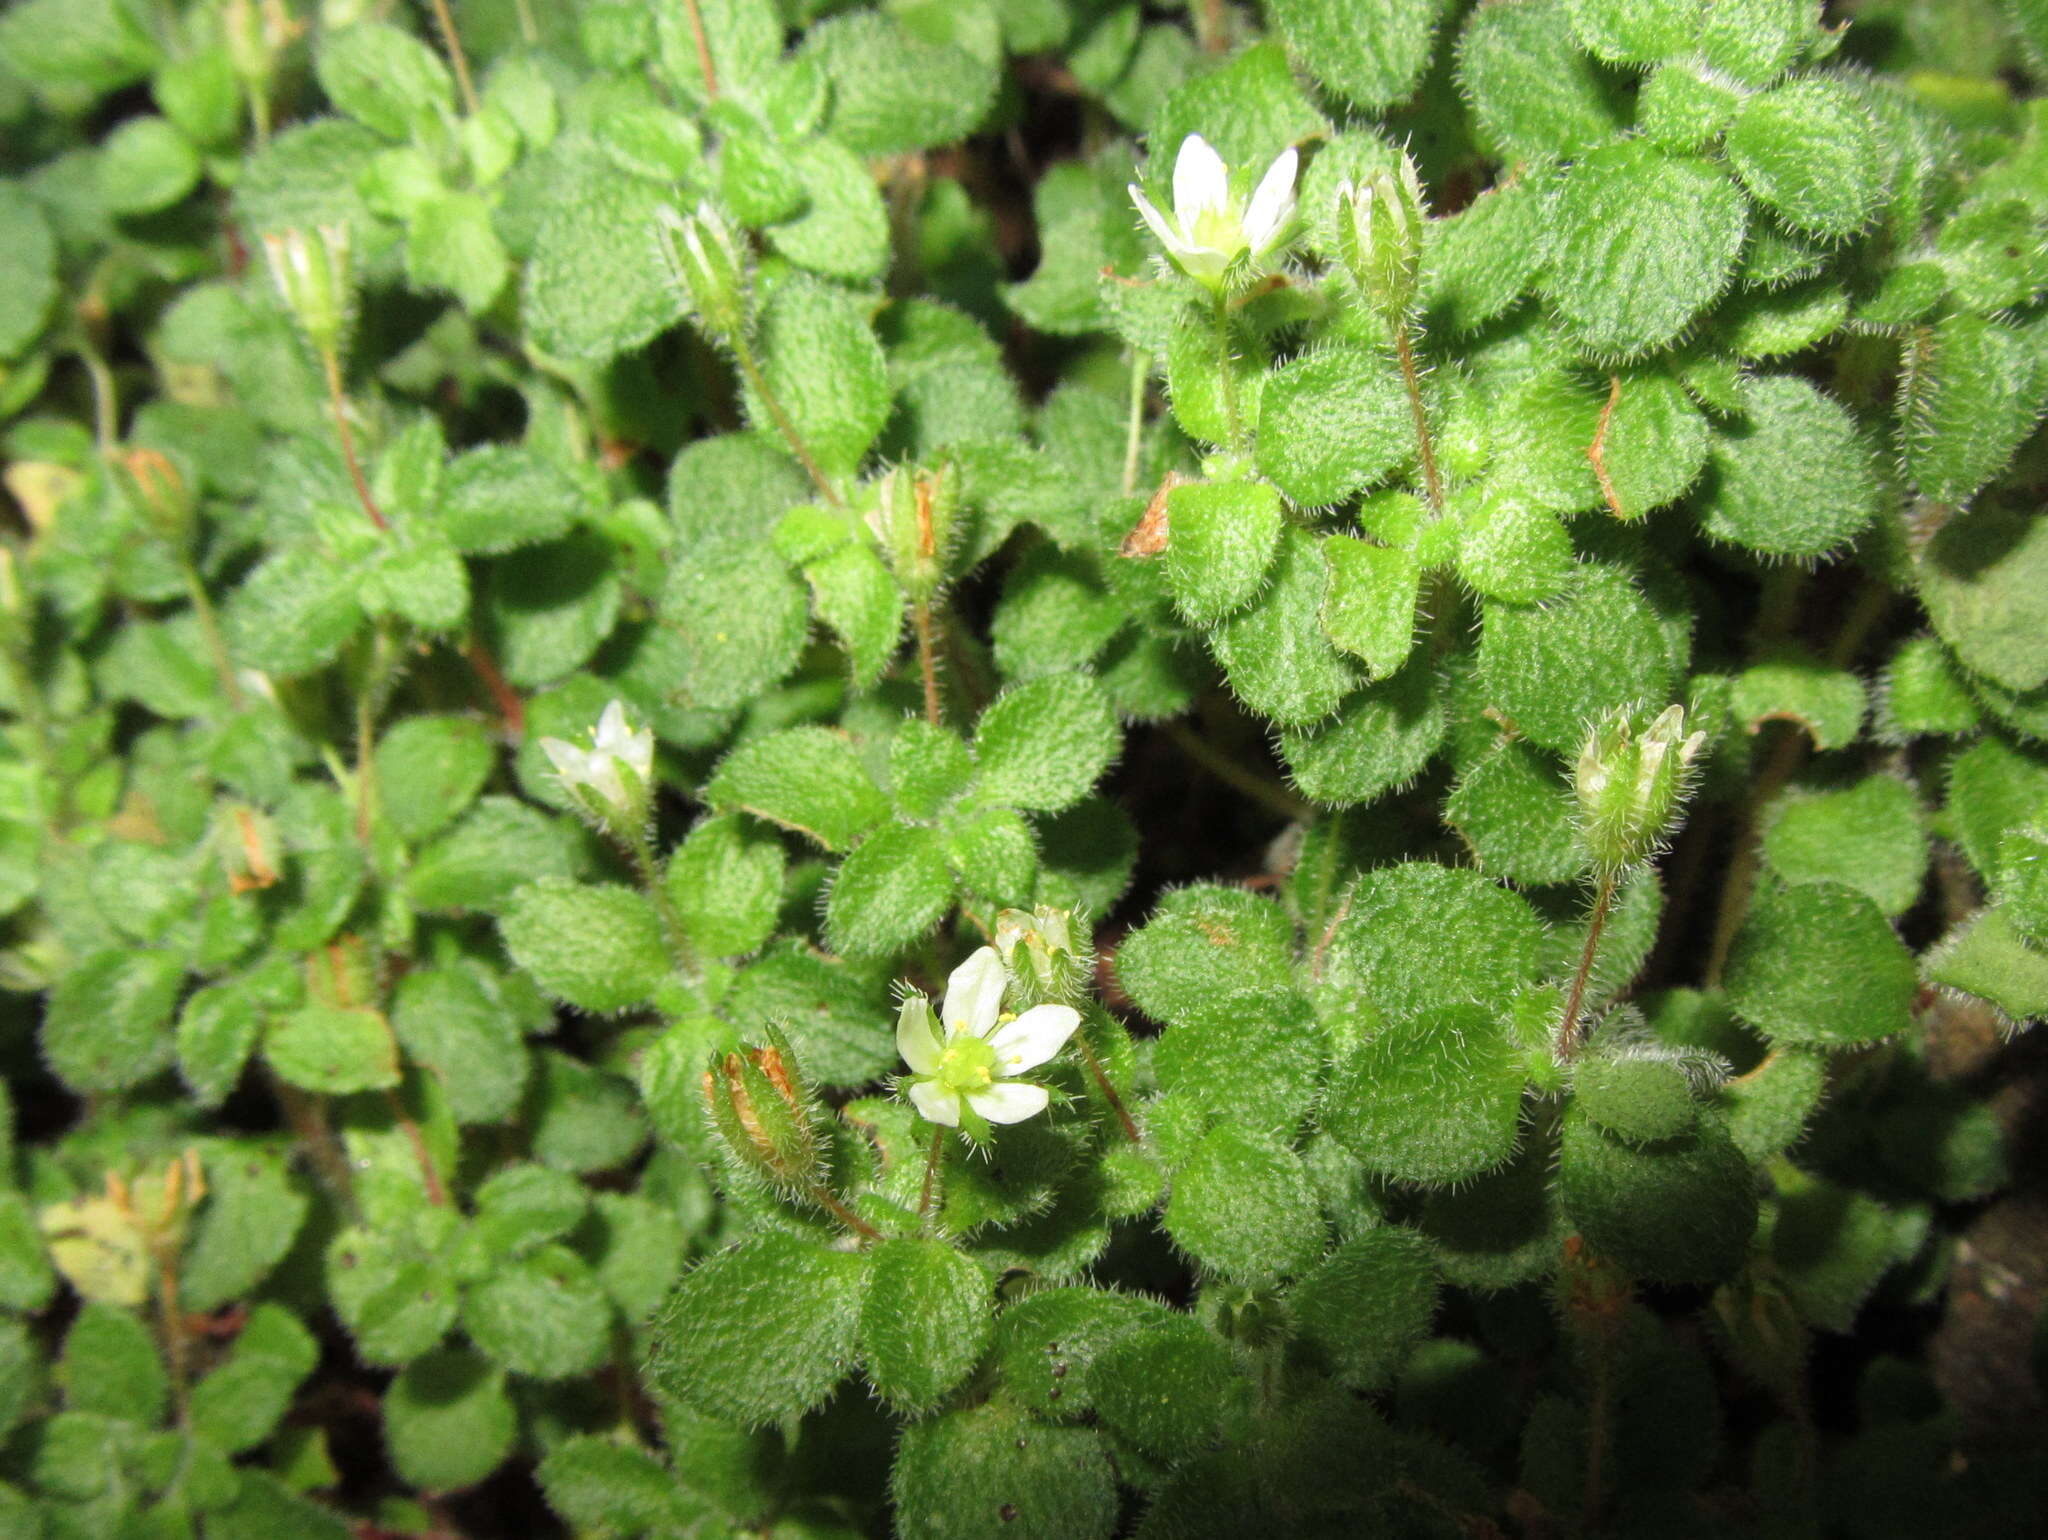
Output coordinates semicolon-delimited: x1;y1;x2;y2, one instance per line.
896;947;1081;1129
539;699;655;818
1128;134;1299;289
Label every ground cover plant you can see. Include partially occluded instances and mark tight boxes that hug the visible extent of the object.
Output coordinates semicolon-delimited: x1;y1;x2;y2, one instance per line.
2;0;2048;1535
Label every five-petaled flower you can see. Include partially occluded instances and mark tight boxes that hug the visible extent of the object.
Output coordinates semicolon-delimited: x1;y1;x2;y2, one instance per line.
1128;133;1299;289
897;947;1081;1131
539;699;655;824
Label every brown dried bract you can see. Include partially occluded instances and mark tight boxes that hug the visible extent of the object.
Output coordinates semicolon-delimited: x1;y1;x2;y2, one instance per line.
1119;471;1190;559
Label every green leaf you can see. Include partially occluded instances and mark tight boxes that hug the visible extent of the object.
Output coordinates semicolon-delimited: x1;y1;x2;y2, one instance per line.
1163;480;1283;626
1947;737;2048;885
727;941;896;1087
944;804;1039;905
484;532;622;687
587;1192;687;1322
62;1303;165;1424
387;966;528;1122
0;184;58;359
408;190;510;314
661;542;810;710
500;880;670;1012
1557;1106;1757;1284
1446;738;1583;886
522;155;686;362
892;1400;1118;1540
765;137;891;284
436;446;582;555
1574;1055;1696;1144
43;948;181;1092
188;1304;317;1455
1320;535;1421;679
1772;1169;1922;1334
649;1233;867;1427
406;798;585;914
1280;663;1447;808
1730;653;1867;750
1290;1227;1442;1389
804;1;1000;155
1761;776;1926;917
748;273;890;481
97;116;200;215
1598;369;1713;518
826;823;955;958
463;1243;611;1380
1325;1003;1527;1185
859;1238;993;1413
1269;0;1452;109
1116;885;1296;1025
327;1223;460;1366
972;675;1120;814
530;1049;647;1174
266;1004;399;1094
1318;861;1546;1022
0;1192;56;1313
1455;487;1575;604
1477;564;1677;753
1916;501;2048;694
1255;346;1411;508
665;814;784;960
383;1346;516;1493
993;1287;1168;1422
803;541;904;690
1724;878;1917;1046
1545;142;1746;358
1699;375;1878;558
1092;1315;1241;1459
1213;527;1359;728
1457;0;1628;158
1163;1124;1324;1285
0;0;158;104
892;722;976;817
538;1436;706;1534
374;716;493;845
183;1144;311;1312
224;550;365;678
315;21;454;142
706;726;891;851
471;1164;588;1261
1725;79;1883;241
1566;0;1699;63
1424;171;1553;334
1154;988;1323;1141
1147;38;1328;174
176;968;288;1109
1927;905;2048;1023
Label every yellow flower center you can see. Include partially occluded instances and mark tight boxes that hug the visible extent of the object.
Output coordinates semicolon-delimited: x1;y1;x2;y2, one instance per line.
937;1036;996;1095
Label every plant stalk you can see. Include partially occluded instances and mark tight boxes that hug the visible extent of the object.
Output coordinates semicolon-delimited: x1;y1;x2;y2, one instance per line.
425;0;480;116
1393;323;1442;513
1556;873;1616;1061
320;349;389;532
732;342;839;506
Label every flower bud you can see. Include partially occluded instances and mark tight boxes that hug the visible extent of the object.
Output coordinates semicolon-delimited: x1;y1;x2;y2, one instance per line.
539;700;656;841
261;224;355;357
1711;1269;1807;1400
865;463;956;601
1575;704;1706;878
700;1033;821;1188
118;449;196;547
1336;154;1427;329
994;905;1089;1007
656;203;750;345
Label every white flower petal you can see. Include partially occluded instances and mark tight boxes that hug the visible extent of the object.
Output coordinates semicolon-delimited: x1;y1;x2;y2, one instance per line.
896;996;943;1075
909;1080;963;1127
1173;134;1230;226
968;1081;1050;1125
1130;185;1182;254
986;1004;1081;1075
539;737;589;784
595;699;631;752
942;947;1008;1039
1245;147;1299;254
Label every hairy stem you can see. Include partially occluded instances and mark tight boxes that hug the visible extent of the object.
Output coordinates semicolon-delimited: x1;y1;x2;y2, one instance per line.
733;341;840;506
1076;1030;1141;1143
917;1126;945;1229
1163;720;1312;820
1121;348;1150;495
320;349;389;532
1212;290;1246;454
912;598;943;727
1589;373;1625;520
385;1088;449;1207
1394;323;1443;513
425;0;480;116
808;1181;881;1243
1556;873;1616;1062
680;0;719;98
182;561;245;710
461;634;525;737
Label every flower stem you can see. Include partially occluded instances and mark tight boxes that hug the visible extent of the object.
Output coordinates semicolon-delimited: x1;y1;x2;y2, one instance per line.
425;0;480;117
630;824;696;975
1163;721;1311;820
320;348;389;533
679;0;719;98
916;1126;945;1230
1121;348;1151;495
1393;322;1442;513
1556;873;1616;1062
1589;374;1625;520
1212;290;1247;454
181;560;244;710
732;339;840;506
385;1087;449;1207
1077;1031;1140;1143
912;598;943;727
807;1181;881;1243
352;622;400;847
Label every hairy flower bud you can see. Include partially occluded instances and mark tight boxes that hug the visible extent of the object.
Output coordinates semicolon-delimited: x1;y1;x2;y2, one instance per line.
1336;154;1427;328
994;905;1089;1007
701;1034;821;1188
1575;704;1705;877
866;463;956;601
262;224;355;358
119;448;196;547
656;202;750;345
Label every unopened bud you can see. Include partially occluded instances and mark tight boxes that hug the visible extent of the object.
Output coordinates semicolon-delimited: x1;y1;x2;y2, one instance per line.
994;905;1088;1006
1711;1269;1807;1399
1575;704;1705;877
865;463;956;601
261;224;354;357
119;449;196;546
656;203;749;345
701;1033;820;1188
1336;154;1427;328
